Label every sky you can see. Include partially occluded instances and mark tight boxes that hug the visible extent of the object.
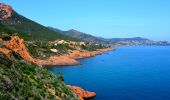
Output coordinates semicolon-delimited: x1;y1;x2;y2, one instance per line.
1;0;170;41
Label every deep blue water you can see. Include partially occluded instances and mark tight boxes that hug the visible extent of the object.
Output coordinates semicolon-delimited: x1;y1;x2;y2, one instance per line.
49;46;170;100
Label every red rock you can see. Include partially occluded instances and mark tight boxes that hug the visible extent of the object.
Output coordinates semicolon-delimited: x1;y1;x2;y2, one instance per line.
0;47;12;57
3;35;34;62
0;3;13;20
67;85;96;99
35;55;80;66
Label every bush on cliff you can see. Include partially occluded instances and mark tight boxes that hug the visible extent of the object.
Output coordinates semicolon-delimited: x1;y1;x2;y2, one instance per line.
81;43;108;51
26;41;75;59
0;27;30;41
0;53;80;100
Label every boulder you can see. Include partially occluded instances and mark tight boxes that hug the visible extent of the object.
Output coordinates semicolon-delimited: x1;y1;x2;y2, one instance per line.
67;85;96;99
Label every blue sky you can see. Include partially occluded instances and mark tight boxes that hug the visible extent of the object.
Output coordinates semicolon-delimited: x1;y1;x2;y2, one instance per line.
1;0;170;41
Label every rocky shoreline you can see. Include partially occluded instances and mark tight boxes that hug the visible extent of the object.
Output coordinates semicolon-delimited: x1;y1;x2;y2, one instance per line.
35;48;113;66
1;35;113;67
0;35;113;99
67;85;96;100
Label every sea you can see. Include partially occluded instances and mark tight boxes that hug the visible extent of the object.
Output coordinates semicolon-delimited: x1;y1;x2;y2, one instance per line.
49;46;170;100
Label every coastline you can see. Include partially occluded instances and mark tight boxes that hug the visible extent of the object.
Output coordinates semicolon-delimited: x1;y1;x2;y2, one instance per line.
0;35;113;99
0;35;114;67
36;47;114;66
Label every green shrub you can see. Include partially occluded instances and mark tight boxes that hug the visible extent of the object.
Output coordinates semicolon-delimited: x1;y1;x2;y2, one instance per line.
0;53;80;99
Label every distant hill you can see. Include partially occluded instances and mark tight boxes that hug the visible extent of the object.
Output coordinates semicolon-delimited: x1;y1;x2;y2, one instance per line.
48;27;109;44
108;37;150;43
0;3;75;41
48;27;170;46
108;37;170;46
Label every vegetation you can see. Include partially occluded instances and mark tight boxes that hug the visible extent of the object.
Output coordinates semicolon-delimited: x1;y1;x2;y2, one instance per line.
0;26;30;41
0;11;78;41
26;40;109;59
80;43;109;51
26;41;75;59
26;41;55;59
0;52;80;100
49;27;110;44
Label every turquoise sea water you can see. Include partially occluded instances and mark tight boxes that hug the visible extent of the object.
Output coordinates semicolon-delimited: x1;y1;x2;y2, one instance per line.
49;46;170;100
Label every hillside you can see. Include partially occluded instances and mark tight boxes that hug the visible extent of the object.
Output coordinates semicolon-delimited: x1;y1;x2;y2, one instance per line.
0;43;80;99
0;54;80;99
48;27;109;44
108;37;149;43
49;27;170;46
0;33;99;99
0;3;76;41
108;37;170;46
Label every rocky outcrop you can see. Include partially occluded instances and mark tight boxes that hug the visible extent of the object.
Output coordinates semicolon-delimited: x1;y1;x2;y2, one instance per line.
35;48;113;66
68;50;95;59
67;85;96;99
2;35;34;62
0;47;12;58
69;48;113;59
35;56;80;66
0;3;13;20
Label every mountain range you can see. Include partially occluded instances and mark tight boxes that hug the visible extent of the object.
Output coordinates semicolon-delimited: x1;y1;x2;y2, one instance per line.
48;27;108;44
0;3;169;46
48;27;170;46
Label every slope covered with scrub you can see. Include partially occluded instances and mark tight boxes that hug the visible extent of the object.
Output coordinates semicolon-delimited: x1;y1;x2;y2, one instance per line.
0;49;80;100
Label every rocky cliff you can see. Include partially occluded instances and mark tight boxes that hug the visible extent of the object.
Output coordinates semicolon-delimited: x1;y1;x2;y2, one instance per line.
2;35;34;62
67;85;96;99
0;3;13;20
